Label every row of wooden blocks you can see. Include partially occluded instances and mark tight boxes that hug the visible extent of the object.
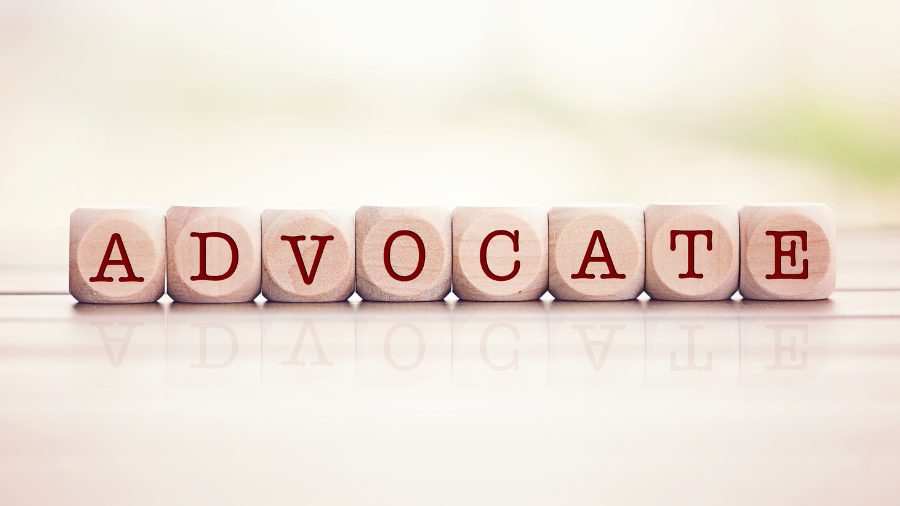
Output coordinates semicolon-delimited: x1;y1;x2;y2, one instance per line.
70;203;836;304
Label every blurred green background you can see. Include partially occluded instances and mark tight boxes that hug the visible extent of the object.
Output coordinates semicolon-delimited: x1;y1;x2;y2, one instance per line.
1;0;898;264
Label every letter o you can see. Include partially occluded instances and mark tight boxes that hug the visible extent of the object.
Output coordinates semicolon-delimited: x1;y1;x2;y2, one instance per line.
384;230;426;282
383;322;426;371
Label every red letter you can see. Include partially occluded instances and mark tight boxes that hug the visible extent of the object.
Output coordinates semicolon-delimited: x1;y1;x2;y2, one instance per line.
190;232;239;281
480;230;520;281
765;231;808;279
88;233;144;282
670;230;713;279
280;235;334;285
384;230;426;282
571;230;626;280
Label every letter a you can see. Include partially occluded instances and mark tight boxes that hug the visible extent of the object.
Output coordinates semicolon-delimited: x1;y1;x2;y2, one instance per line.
571;230;626;280
89;233;144;282
572;324;624;371
91;322;143;368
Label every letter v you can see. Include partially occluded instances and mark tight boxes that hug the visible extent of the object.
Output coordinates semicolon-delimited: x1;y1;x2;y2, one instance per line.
280;235;335;285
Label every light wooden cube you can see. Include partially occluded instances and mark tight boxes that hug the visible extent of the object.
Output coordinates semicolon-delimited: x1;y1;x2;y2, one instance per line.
549;203;644;301
69;206;166;303
739;202;836;300
452;206;548;301
261;208;355;302
167;204;261;303
355;206;451;301
645;202;739;301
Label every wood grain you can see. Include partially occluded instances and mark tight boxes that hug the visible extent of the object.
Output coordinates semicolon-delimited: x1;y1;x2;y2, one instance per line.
166;204;261;303
452;206;548;301
644;202;739;301
261;208;354;302
69;206;166;303
739;202;836;300
549;203;644;301
356;206;451;301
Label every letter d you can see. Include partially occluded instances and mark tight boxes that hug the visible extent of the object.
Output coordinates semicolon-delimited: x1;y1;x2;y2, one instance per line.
190;232;239;281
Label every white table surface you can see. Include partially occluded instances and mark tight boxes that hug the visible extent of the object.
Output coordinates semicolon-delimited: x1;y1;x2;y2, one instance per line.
1;229;898;505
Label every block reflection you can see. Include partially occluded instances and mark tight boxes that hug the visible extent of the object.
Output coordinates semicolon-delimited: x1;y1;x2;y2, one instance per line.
453;301;548;387
549;301;644;388
261;302;355;387
739;300;832;387
71;303;166;387
55;298;853;391
356;302;452;387
166;303;261;387
645;301;740;388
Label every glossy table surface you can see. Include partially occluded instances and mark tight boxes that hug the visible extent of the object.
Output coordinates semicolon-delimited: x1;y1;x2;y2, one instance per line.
1;229;899;505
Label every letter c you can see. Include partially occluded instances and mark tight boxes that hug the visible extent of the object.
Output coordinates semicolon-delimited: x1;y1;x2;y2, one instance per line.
480;230;520;281
480;322;520;371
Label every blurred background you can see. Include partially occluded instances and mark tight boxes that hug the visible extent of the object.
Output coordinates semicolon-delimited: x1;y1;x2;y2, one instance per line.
1;0;898;265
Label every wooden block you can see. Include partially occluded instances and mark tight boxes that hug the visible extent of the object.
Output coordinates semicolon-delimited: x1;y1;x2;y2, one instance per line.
644;202;739;301
261;208;355;302
69;206;166;303
355;206;451;301
166;205;261;303
739;202;836;300
452;206;548;301
548;203;645;301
